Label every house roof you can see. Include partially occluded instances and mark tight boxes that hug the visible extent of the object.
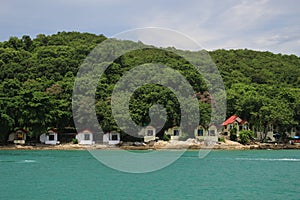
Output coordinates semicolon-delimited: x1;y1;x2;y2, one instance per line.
145;126;155;129
48;128;58;134
77;129;93;134
15;128;29;134
222;115;245;126
240;119;248;125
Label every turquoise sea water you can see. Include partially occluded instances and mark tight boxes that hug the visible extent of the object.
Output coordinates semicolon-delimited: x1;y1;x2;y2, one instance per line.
1;150;300;200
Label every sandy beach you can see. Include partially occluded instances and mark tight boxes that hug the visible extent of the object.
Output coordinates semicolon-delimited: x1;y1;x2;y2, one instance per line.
1;139;300;151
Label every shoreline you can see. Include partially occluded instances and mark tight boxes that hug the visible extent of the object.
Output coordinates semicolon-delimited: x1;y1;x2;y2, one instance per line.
1;140;300;151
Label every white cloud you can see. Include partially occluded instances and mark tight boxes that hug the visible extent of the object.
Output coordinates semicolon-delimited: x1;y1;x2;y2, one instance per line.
0;0;299;55
124;0;300;55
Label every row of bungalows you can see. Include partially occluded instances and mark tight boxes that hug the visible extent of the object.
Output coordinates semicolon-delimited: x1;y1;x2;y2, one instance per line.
7;128;121;145
74;129;121;145
7;115;298;145
137;125;219;142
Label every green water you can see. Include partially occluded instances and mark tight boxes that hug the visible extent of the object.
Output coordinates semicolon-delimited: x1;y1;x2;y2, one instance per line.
1;150;300;200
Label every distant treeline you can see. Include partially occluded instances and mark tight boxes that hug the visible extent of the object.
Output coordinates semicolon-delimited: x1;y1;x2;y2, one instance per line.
0;31;299;143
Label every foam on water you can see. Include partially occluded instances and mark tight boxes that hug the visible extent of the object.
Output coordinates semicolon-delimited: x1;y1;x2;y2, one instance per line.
0;159;36;163
18;159;36;163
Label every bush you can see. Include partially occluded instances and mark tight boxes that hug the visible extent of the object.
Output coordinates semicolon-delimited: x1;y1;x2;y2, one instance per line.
230;133;237;141
72;138;78;144
162;134;170;141
218;137;225;143
230;125;237;141
239;130;254;144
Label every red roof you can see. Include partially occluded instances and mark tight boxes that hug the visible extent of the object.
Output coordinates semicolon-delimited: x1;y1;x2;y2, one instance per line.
222;115;246;126
222;115;237;126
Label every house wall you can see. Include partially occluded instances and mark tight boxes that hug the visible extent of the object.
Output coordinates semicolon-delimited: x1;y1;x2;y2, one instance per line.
256;131;275;141
138;127;156;142
14;132;26;144
165;127;182;140
103;133;120;145
40;133;59;145
103;133;109;143
76;133;94;145
194;126;207;140
288;128;297;138
195;125;218;142
45;133;59;145
108;133;120;145
8;133;14;142
144;127;156;142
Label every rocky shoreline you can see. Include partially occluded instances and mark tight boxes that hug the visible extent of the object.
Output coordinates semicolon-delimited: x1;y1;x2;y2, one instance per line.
1;139;300;150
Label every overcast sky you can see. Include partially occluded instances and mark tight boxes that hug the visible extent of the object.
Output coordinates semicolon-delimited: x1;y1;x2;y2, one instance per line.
1;0;299;55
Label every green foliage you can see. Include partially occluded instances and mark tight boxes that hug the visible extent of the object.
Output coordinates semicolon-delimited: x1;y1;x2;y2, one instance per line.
162;134;170;141
0;32;299;142
230;126;238;141
230;133;237;141
218;137;225;143
239;130;254;144
72;138;78;144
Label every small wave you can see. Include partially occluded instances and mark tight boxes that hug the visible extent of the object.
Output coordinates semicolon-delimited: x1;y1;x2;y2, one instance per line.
0;159;37;163
17;160;37;163
235;158;300;162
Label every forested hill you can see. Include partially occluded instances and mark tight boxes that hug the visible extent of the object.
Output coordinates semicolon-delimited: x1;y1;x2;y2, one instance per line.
0;31;299;142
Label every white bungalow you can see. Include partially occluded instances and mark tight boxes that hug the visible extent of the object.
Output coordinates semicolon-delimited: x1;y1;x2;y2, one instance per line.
76;129;95;145
194;125;206;140
222;115;249;136
138;126;157;142
7;129;29;144
165;126;182;140
194;125;218;142
40;129;60;145
288;127;297;138
256;124;275;141
103;132;120;145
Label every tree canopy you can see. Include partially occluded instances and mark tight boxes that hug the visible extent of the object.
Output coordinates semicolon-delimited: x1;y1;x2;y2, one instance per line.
0;32;299;143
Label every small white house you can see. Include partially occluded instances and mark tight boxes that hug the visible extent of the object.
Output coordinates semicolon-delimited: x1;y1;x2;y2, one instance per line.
7;129;29;144
138;126;157;142
40;129;60;145
76;129;95;145
165;126;182;140
194;125;218;142
103;132;120;145
194;125;206;140
256;124;275;141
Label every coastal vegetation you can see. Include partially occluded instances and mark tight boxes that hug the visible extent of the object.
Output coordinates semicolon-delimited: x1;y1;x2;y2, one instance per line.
0;32;299;144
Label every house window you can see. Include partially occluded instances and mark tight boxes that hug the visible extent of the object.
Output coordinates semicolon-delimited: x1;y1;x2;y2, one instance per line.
147;130;154;136
111;134;118;141
49;134;55;141
84;134;90;140
174;130;180;136
17;133;23;139
209;130;215;136
197;129;204;136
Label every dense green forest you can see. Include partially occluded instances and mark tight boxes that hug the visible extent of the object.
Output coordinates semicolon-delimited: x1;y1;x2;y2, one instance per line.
0;31;299;143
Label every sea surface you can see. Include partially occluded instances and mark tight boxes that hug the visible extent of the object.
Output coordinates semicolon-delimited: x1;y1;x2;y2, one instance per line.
0;149;300;200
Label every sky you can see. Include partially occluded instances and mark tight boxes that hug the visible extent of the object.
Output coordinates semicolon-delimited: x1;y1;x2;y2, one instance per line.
1;0;299;55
